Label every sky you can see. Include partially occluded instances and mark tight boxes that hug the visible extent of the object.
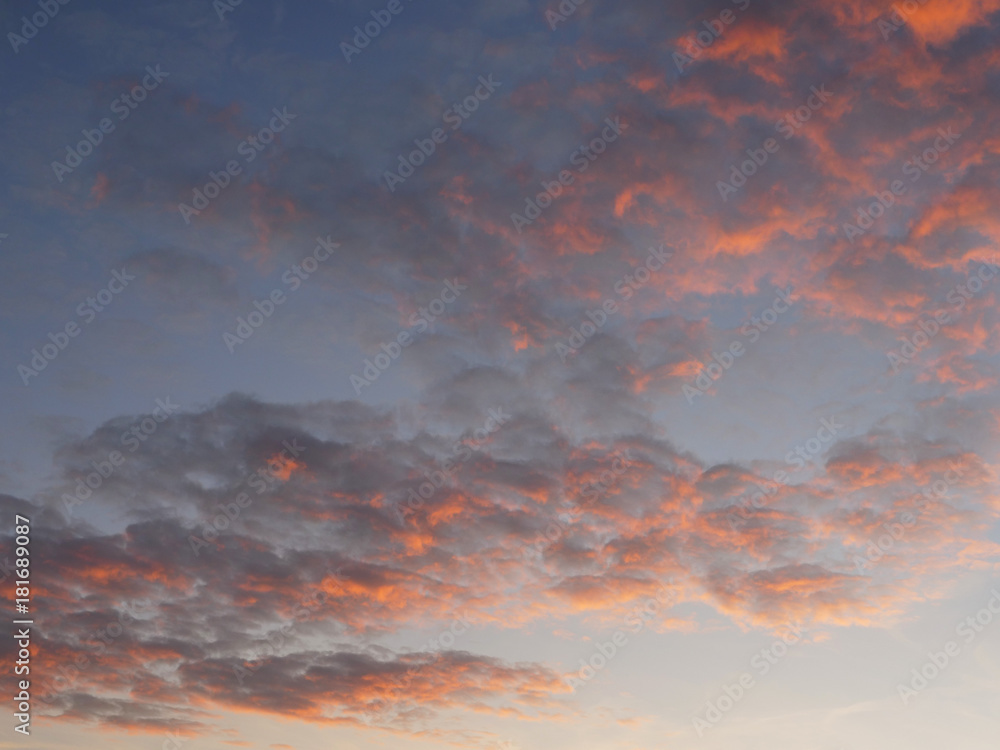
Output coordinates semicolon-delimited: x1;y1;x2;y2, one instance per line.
1;0;999;748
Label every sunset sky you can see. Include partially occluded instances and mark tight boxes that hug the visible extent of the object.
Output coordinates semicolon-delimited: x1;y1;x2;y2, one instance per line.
2;0;1000;748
